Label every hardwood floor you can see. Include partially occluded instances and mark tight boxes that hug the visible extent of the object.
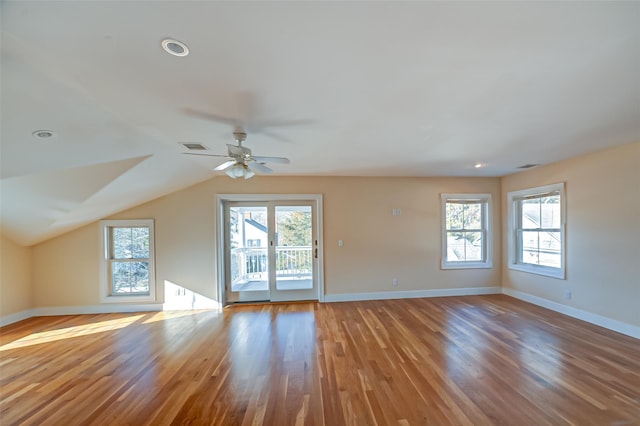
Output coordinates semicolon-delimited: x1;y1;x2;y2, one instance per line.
1;295;639;425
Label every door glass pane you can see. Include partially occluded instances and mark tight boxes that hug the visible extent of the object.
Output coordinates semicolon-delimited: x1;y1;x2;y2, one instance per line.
229;206;268;292
275;206;313;290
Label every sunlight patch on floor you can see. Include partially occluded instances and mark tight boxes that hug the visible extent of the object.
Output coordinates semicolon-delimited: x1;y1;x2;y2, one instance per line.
0;315;145;351
142;309;221;324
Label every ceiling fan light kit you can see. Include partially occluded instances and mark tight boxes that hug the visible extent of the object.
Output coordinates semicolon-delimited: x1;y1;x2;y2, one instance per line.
225;163;255;179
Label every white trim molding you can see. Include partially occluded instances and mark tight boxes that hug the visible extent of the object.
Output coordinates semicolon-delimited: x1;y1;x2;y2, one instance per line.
324;286;502;303
440;193;493;270
99;219;157;303
35;303;163;316
0;304;164;327
215;194;325;305
0;309;36;327
502;288;639;339
507;182;566;280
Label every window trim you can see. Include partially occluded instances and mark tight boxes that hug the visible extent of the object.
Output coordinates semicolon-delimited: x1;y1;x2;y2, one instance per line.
507;183;566;279
440;193;493;270
99;219;156;303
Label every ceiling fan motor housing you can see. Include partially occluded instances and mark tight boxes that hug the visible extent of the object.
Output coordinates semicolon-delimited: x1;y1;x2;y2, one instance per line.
233;132;247;143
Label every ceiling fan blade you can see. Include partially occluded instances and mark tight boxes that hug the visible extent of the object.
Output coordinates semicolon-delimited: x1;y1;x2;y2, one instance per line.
213;160;238;171
183;108;239;126
182;152;232;158
252;156;290;164
259;129;294;143
227;144;251;156
247;162;273;174
254;118;314;129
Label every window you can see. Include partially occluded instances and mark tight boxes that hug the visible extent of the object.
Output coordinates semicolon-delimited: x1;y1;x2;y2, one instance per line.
441;194;492;269
99;219;156;303
247;239;261;247
507;183;565;279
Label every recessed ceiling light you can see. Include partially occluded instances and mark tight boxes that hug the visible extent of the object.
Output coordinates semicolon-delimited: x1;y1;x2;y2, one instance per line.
473;162;483;169
32;130;56;139
518;163;539;169
161;38;189;57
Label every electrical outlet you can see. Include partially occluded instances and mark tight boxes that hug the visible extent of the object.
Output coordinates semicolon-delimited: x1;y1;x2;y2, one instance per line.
392;278;398;286
564;290;571;300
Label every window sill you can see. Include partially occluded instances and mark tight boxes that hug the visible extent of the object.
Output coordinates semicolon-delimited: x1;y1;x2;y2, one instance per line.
441;261;493;270
509;263;565;280
101;294;156;304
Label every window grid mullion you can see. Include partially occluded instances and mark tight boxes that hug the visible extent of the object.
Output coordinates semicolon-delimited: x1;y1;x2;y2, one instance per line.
111;257;149;263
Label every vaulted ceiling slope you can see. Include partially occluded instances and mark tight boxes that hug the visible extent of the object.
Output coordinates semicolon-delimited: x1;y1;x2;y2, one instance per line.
1;1;639;246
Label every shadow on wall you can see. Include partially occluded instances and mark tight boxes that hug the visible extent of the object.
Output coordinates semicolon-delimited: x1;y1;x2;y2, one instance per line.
164;280;220;310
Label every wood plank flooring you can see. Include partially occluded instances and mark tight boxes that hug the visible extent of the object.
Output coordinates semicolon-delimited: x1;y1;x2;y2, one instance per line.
1;295;639;425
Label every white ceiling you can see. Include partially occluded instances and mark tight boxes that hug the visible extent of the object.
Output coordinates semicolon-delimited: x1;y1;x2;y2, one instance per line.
1;1;639;246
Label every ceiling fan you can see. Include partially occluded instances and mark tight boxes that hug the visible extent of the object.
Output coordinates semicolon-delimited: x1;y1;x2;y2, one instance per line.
183;131;289;179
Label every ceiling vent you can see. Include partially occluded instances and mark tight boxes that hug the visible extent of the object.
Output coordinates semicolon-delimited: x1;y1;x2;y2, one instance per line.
518;163;539;169
181;143;208;151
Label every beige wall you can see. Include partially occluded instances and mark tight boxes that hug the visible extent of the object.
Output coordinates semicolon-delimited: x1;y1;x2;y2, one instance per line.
31;176;501;307
0;233;33;316
17;143;640;331
32;223;99;307
501;142;640;327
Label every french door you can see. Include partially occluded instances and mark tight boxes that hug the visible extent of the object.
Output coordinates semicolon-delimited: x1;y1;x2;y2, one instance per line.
222;198;321;304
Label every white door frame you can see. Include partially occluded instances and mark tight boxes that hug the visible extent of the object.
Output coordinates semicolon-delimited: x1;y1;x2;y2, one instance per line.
215;194;324;305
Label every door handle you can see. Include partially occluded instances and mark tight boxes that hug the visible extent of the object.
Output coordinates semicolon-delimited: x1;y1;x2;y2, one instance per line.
314;248;318;259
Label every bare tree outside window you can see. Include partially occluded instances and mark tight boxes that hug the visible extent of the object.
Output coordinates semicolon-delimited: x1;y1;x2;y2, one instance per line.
110;227;150;295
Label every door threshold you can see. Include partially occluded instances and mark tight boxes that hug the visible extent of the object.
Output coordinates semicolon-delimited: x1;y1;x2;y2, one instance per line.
225;299;317;308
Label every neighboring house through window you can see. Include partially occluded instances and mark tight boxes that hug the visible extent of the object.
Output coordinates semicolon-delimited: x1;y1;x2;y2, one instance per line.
441;193;492;269
507;182;565;279
99;219;156;303
247;239;261;248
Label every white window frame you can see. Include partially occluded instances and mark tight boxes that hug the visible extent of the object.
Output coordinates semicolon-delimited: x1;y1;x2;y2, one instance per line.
441;193;493;269
99;219;156;303
507;183;566;279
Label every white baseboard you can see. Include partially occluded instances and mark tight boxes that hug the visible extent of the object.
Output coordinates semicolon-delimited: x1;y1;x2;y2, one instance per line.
0;301;228;327
0;304;163;327
34;303;164;316
5;288;635;340
324;286;502;303
502;288;640;339
0;309;35;327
